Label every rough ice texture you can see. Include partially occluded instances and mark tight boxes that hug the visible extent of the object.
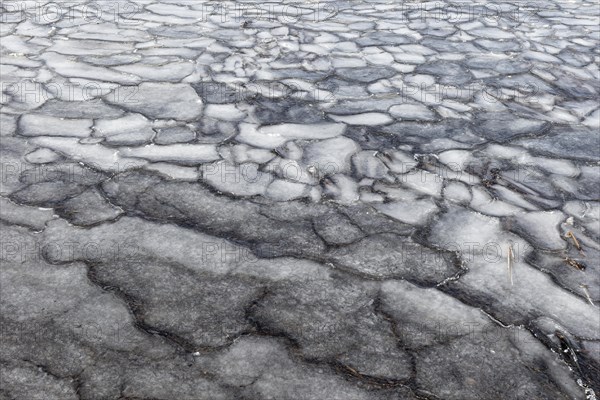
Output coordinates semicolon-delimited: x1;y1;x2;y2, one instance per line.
1;0;599;398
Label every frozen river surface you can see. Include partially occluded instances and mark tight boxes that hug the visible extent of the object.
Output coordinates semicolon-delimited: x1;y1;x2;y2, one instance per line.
1;0;599;399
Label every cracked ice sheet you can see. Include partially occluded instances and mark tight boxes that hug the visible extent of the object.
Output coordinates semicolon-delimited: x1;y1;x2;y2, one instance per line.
1;0;599;399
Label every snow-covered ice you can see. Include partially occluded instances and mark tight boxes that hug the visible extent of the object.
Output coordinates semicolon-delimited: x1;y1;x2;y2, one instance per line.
1;0;599;398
